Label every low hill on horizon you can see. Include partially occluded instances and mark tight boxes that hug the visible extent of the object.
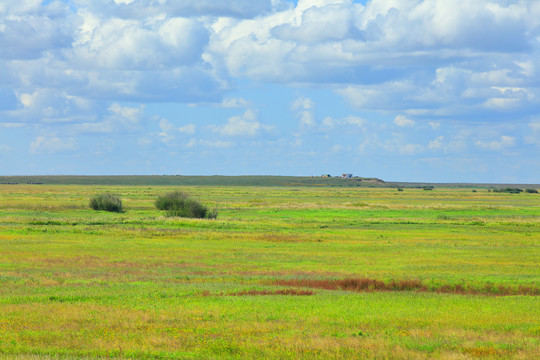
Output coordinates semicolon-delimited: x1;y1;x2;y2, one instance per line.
0;175;538;188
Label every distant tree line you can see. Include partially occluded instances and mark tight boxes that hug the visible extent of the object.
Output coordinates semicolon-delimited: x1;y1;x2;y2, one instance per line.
492;188;538;194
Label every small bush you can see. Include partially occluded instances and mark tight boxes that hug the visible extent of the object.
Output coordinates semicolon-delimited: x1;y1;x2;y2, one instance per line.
397;188;404;192
155;191;188;211
525;189;538;194
155;191;217;219
89;193;123;213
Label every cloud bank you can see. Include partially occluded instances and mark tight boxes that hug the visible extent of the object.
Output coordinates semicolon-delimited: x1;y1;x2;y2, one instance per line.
0;0;539;182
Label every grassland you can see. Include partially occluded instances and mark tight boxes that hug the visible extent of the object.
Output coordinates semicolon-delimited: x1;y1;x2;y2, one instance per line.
0;184;539;359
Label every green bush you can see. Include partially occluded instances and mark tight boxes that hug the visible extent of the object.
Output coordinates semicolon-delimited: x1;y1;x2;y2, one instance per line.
525;189;539;194
155;191;217;219
89;193;123;213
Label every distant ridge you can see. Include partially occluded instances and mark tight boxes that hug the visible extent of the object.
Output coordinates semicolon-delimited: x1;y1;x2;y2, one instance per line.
0;175;385;187
0;175;538;188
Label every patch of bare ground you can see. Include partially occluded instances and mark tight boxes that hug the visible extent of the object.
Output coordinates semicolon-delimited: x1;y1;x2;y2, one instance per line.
274;278;539;296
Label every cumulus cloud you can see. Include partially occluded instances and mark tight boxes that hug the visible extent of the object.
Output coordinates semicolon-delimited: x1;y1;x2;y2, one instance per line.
178;124;196;134
0;144;13;153
214;109;272;137
428;136;444;150
429;122;441;130
72;16;209;69
292;96;316;128
322;115;366;128
210;0;540;118
71;103;144;134
186;139;234;148
155;119;195;144
1;0;230;121
0;1;72;60
394;115;415;127
220;97;252;108
89;0;282;19
524;119;540;146
399;143;424;155
30;136;78;154
475;136;516;151
5;0;540;121
0;0;539;181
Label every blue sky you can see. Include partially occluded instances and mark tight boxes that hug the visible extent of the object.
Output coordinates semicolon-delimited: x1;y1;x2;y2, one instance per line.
1;0;539;183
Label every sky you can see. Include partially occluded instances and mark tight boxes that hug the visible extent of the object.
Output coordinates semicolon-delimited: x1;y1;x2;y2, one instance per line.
1;0;539;183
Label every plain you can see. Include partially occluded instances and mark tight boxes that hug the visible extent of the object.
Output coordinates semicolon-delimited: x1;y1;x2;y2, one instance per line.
0;184;539;359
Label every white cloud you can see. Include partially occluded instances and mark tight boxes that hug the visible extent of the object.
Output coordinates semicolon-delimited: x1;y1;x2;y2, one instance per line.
108;103;144;126
394;115;415;127
524;119;540;146
0;123;26;128
30;136;78;154
426;134;469;154
216;109;272;137
156;118;175;144
399;143;424;155
185;138;198;148
104;0;280;19
0;144;13;153
71;103;145;134
292;96;315;128
4;0;540;121
178;124;196;134
322;115;366;128
198;139;234;148
428;136;444;150
72;16;208;70
475;136;515;151
429;122;441;130
220;97;252;108
209;0;540;120
0;1;72;60
530;120;540;132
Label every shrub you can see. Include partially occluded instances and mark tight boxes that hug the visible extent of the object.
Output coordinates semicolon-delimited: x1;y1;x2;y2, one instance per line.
155;191;188;212
155;191;217;219
397;188;404;192
89;193;123;213
525;189;539;194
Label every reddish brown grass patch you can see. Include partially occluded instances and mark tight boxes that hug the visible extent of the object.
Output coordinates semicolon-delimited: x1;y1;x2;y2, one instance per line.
274;278;539;296
228;289;314;296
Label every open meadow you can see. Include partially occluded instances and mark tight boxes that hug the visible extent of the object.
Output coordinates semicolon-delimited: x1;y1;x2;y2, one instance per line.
0;183;539;359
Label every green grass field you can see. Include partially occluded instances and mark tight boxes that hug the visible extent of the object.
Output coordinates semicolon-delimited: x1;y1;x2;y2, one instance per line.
0;184;538;359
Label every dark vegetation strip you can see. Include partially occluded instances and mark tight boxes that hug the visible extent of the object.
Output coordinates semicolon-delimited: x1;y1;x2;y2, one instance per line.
199;289;314;297
227;289;314;296
274;278;539;296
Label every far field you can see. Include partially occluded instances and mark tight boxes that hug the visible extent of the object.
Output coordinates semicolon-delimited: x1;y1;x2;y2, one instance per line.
0;182;538;359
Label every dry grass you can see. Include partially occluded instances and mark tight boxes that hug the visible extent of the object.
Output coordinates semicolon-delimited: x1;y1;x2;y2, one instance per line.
275;278;540;296
226;289;314;296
